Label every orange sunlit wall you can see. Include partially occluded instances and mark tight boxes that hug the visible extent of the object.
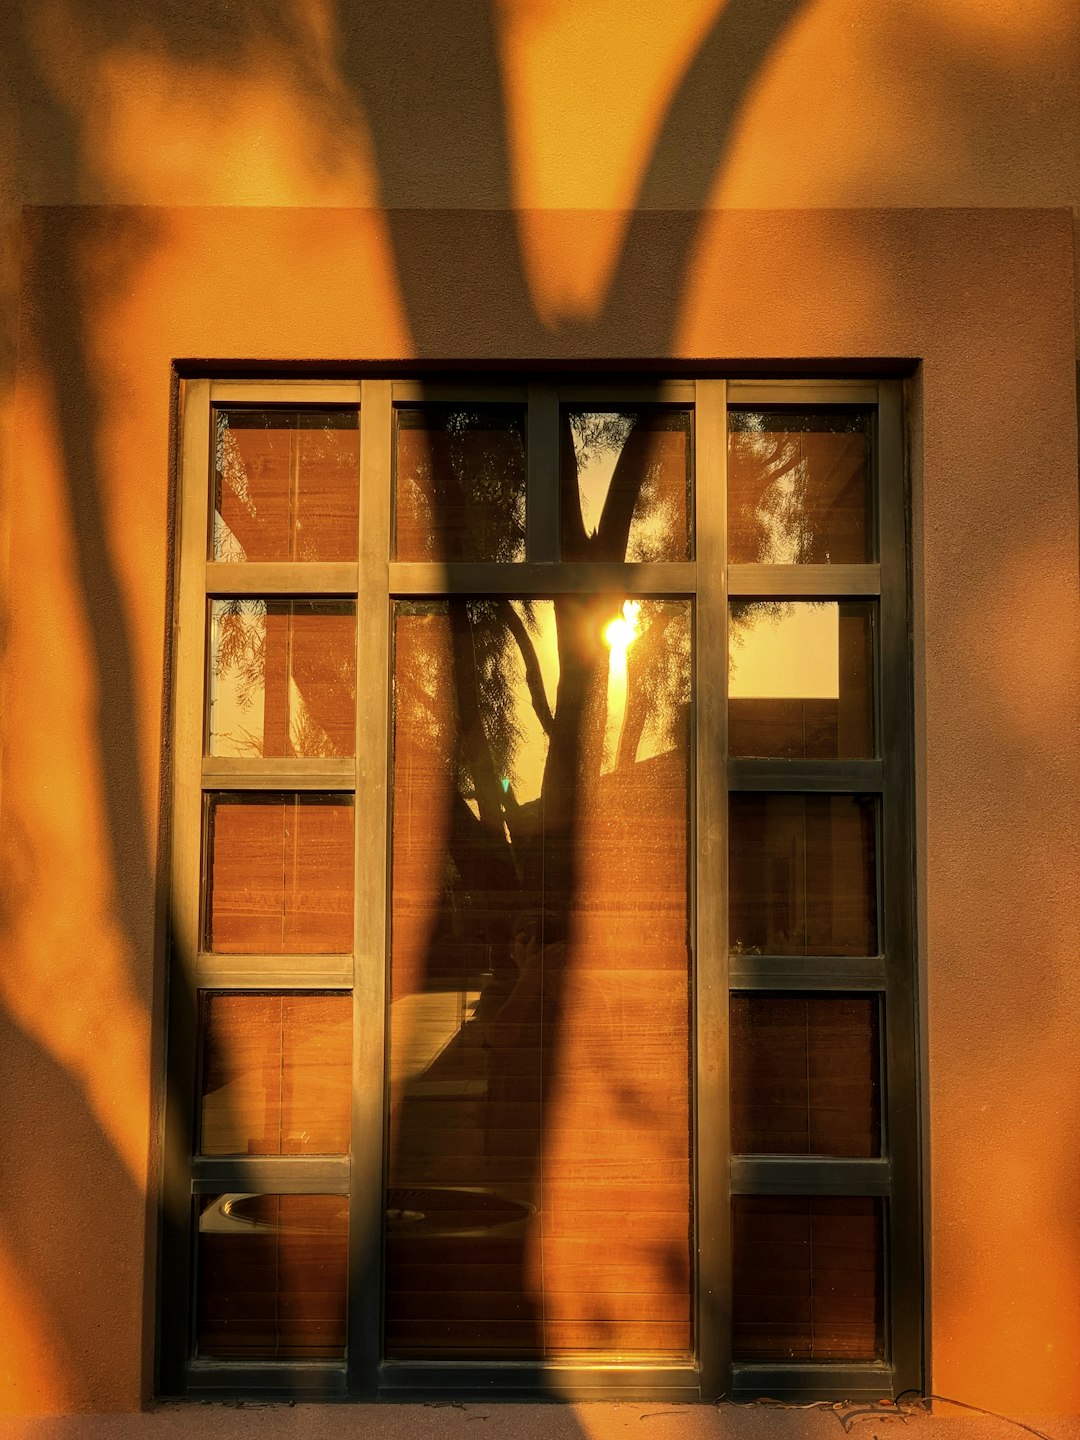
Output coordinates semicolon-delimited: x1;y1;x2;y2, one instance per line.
1;0;1079;1420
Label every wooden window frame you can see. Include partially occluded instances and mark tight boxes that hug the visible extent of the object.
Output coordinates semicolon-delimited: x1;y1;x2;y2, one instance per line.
159;375;920;1403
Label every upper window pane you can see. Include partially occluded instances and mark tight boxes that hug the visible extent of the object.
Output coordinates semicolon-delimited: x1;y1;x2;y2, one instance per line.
729;600;875;758
394;405;526;561
562;409;693;562
728;409;872;564
208;600;356;759
213;408;359;562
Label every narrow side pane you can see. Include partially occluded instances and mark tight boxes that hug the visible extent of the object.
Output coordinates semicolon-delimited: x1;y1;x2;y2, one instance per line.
394;405;526;562
730;995;881;1156
729;795;878;957
729;602;875;759
214;408;359;563
199;992;352;1155
732;1196;884;1362
562;409;693;562
204;794;354;954
209;600;357;758
196;1193;348;1358
728;410;872;565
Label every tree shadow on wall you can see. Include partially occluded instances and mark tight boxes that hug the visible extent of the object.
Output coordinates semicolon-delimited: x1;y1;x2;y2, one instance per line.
2;0;807;1406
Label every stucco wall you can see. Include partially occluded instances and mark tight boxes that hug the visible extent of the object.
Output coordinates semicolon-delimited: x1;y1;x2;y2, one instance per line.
1;203;1077;1416
0;0;1078;1421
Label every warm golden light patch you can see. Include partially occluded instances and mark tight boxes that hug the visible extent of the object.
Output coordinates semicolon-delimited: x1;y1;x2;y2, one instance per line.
499;0;725;321
0;1239;70;1415
710;0;1079;209
88;45;377;207
730;603;840;700
604;599;642;657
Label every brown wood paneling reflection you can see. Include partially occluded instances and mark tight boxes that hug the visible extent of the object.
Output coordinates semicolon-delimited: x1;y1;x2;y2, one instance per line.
206;795;353;953
395;407;526;562
729;794;877;956
729;602;875;759
288;603;356;756
727;411;872;565
732;1196;883;1361
208;600;356;758
730;995;880;1156
387;600;692;1360
214;409;359;563
199;993;352;1155
197;1193;348;1358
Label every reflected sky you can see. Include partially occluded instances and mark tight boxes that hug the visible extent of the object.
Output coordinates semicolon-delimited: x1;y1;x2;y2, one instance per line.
730;602;840;700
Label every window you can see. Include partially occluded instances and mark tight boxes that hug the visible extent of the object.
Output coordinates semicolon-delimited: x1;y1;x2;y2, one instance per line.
161;377;919;1401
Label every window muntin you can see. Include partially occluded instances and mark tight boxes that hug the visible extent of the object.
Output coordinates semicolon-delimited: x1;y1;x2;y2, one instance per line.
164;377;917;1401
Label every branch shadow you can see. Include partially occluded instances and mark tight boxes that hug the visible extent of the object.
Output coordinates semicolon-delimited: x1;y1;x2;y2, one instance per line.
2;0;807;1409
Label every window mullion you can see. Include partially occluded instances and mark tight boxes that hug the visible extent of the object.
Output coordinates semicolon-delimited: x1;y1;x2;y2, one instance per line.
159;377;212;1395
876;379;922;1394
349;378;393;1394
693;377;731;1398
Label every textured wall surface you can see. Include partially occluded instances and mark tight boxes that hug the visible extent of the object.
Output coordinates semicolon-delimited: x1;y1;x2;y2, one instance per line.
0;0;1078;1421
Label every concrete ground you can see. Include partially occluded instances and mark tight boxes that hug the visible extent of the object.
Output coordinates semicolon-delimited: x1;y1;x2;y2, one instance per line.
5;1401;1077;1440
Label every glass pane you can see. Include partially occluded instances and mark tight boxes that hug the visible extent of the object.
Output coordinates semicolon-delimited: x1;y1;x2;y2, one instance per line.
732;1196;884;1362
562;409;692;562
395;406;526;561
730;995;881;1156
196;1193;347;1358
729;794;877;956
199;993;352;1155
205;794;353;954
213;408;359;562
208;600;356;758
388;597;692;1360
728;409;872;564
729;601;874;758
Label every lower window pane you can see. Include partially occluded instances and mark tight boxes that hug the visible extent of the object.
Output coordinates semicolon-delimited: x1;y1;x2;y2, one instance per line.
199;993;352;1156
730;995;881;1156
732;1196;884;1362
387;598;692;1360
196;1193;348;1359
729;794;878;956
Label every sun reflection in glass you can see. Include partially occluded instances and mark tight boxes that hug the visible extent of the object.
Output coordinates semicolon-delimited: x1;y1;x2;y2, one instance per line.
603;600;641;770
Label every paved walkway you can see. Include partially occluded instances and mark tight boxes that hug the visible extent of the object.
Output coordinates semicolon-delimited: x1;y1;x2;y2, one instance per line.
4;1401;1077;1440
